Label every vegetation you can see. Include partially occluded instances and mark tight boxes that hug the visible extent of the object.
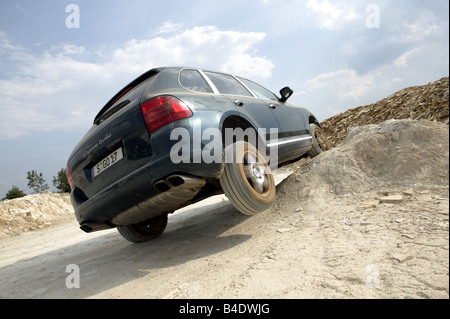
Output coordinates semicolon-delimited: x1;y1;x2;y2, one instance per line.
2;185;27;200
52;168;71;193
2;168;70;200
27;170;49;193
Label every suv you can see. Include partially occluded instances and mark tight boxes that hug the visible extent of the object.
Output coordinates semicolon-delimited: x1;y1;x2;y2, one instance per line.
66;67;330;242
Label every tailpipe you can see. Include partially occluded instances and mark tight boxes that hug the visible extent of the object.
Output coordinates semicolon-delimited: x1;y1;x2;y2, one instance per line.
154;174;206;192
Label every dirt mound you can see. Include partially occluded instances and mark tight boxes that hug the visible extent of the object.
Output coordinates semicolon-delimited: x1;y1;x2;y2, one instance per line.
322;77;449;148
293;119;449;198
266;119;449;299
0;192;74;239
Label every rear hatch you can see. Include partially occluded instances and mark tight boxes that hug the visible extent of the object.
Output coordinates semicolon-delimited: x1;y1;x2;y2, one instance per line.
67;69;160;201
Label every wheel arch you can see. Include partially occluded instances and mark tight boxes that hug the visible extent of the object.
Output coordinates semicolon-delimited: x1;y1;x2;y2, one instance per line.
308;114;322;128
221;115;267;148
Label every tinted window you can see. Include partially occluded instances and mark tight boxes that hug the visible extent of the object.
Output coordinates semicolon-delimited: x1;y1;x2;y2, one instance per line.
95;74;155;124
180;69;213;93
114;77;151;106
238;78;279;101
204;72;252;97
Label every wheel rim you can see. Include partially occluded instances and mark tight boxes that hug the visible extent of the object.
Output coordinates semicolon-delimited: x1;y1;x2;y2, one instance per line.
241;150;271;195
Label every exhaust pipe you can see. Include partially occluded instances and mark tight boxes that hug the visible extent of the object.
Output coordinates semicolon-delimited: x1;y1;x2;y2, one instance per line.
154;180;171;192
154;174;206;192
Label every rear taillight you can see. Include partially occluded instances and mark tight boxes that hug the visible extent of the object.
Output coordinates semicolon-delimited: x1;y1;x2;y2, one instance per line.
141;96;192;133
66;163;75;190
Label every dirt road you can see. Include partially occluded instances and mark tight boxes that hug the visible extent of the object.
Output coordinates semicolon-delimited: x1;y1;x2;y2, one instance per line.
0;120;448;299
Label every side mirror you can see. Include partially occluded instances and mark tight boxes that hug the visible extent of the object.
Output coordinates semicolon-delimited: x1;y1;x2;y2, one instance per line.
279;87;294;102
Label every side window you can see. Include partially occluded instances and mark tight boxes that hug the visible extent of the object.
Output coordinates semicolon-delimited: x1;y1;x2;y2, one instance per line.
238;78;279;101
204;72;252;97
180;69;213;93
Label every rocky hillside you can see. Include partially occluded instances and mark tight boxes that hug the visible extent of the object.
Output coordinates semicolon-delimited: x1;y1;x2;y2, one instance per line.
321;77;449;147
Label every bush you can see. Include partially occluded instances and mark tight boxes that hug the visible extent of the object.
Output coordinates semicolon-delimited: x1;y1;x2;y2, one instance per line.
3;186;27;200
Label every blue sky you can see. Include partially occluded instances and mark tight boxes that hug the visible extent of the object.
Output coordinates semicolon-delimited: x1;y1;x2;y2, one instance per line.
0;0;448;197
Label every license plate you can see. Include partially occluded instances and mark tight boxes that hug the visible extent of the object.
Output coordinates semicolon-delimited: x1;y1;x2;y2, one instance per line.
91;148;123;178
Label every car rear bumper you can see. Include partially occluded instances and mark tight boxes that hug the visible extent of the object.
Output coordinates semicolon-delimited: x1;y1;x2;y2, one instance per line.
71;154;223;233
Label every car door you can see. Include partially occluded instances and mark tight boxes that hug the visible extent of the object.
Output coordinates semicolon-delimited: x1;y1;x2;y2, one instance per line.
237;77;312;161
202;71;280;149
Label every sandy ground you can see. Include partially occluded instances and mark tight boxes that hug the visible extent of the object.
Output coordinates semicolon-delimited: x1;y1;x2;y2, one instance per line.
0;120;448;299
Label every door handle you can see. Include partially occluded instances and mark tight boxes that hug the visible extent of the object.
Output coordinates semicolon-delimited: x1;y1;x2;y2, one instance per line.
233;99;244;106
268;103;277;109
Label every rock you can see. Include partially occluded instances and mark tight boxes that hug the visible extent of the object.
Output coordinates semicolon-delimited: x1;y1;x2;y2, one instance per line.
392;253;414;263
358;200;380;209
277;228;290;233
402;188;414;196
295;205;303;213
379;195;404;203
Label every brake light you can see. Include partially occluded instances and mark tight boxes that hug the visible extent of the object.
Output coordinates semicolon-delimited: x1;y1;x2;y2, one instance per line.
66;163;75;190
141;96;192;133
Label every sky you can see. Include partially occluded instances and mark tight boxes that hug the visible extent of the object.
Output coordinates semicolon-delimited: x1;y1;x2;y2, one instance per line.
0;0;448;197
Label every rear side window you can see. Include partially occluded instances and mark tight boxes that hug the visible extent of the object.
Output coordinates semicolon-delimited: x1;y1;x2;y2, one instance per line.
180;69;213;93
204;71;252;97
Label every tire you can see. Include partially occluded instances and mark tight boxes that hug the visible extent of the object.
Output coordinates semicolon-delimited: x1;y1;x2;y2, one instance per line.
219;140;276;215
117;213;168;243
307;123;331;158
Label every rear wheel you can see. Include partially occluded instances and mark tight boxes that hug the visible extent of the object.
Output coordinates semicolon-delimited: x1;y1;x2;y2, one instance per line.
219;141;276;215
307;123;331;158
117;213;168;243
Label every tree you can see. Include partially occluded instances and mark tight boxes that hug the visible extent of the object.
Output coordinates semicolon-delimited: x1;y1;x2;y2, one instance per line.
26;170;49;193
53;168;71;193
3;185;27;200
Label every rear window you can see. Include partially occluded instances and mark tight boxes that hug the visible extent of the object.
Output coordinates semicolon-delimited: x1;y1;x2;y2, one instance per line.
204;71;252;97
109;77;151;109
94;71;157;124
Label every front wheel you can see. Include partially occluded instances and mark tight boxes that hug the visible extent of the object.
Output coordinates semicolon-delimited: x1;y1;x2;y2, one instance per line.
219;141;276;215
307;123;331;158
117;213;168;243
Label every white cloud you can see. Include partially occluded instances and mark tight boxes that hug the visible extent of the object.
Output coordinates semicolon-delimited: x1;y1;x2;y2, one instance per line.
385;9;444;46
152;21;185;36
394;46;423;68
0;26;273;139
306;68;375;101
305;0;358;30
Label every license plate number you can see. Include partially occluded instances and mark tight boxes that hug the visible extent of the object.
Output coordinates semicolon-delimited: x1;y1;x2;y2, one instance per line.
91;148;123;178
